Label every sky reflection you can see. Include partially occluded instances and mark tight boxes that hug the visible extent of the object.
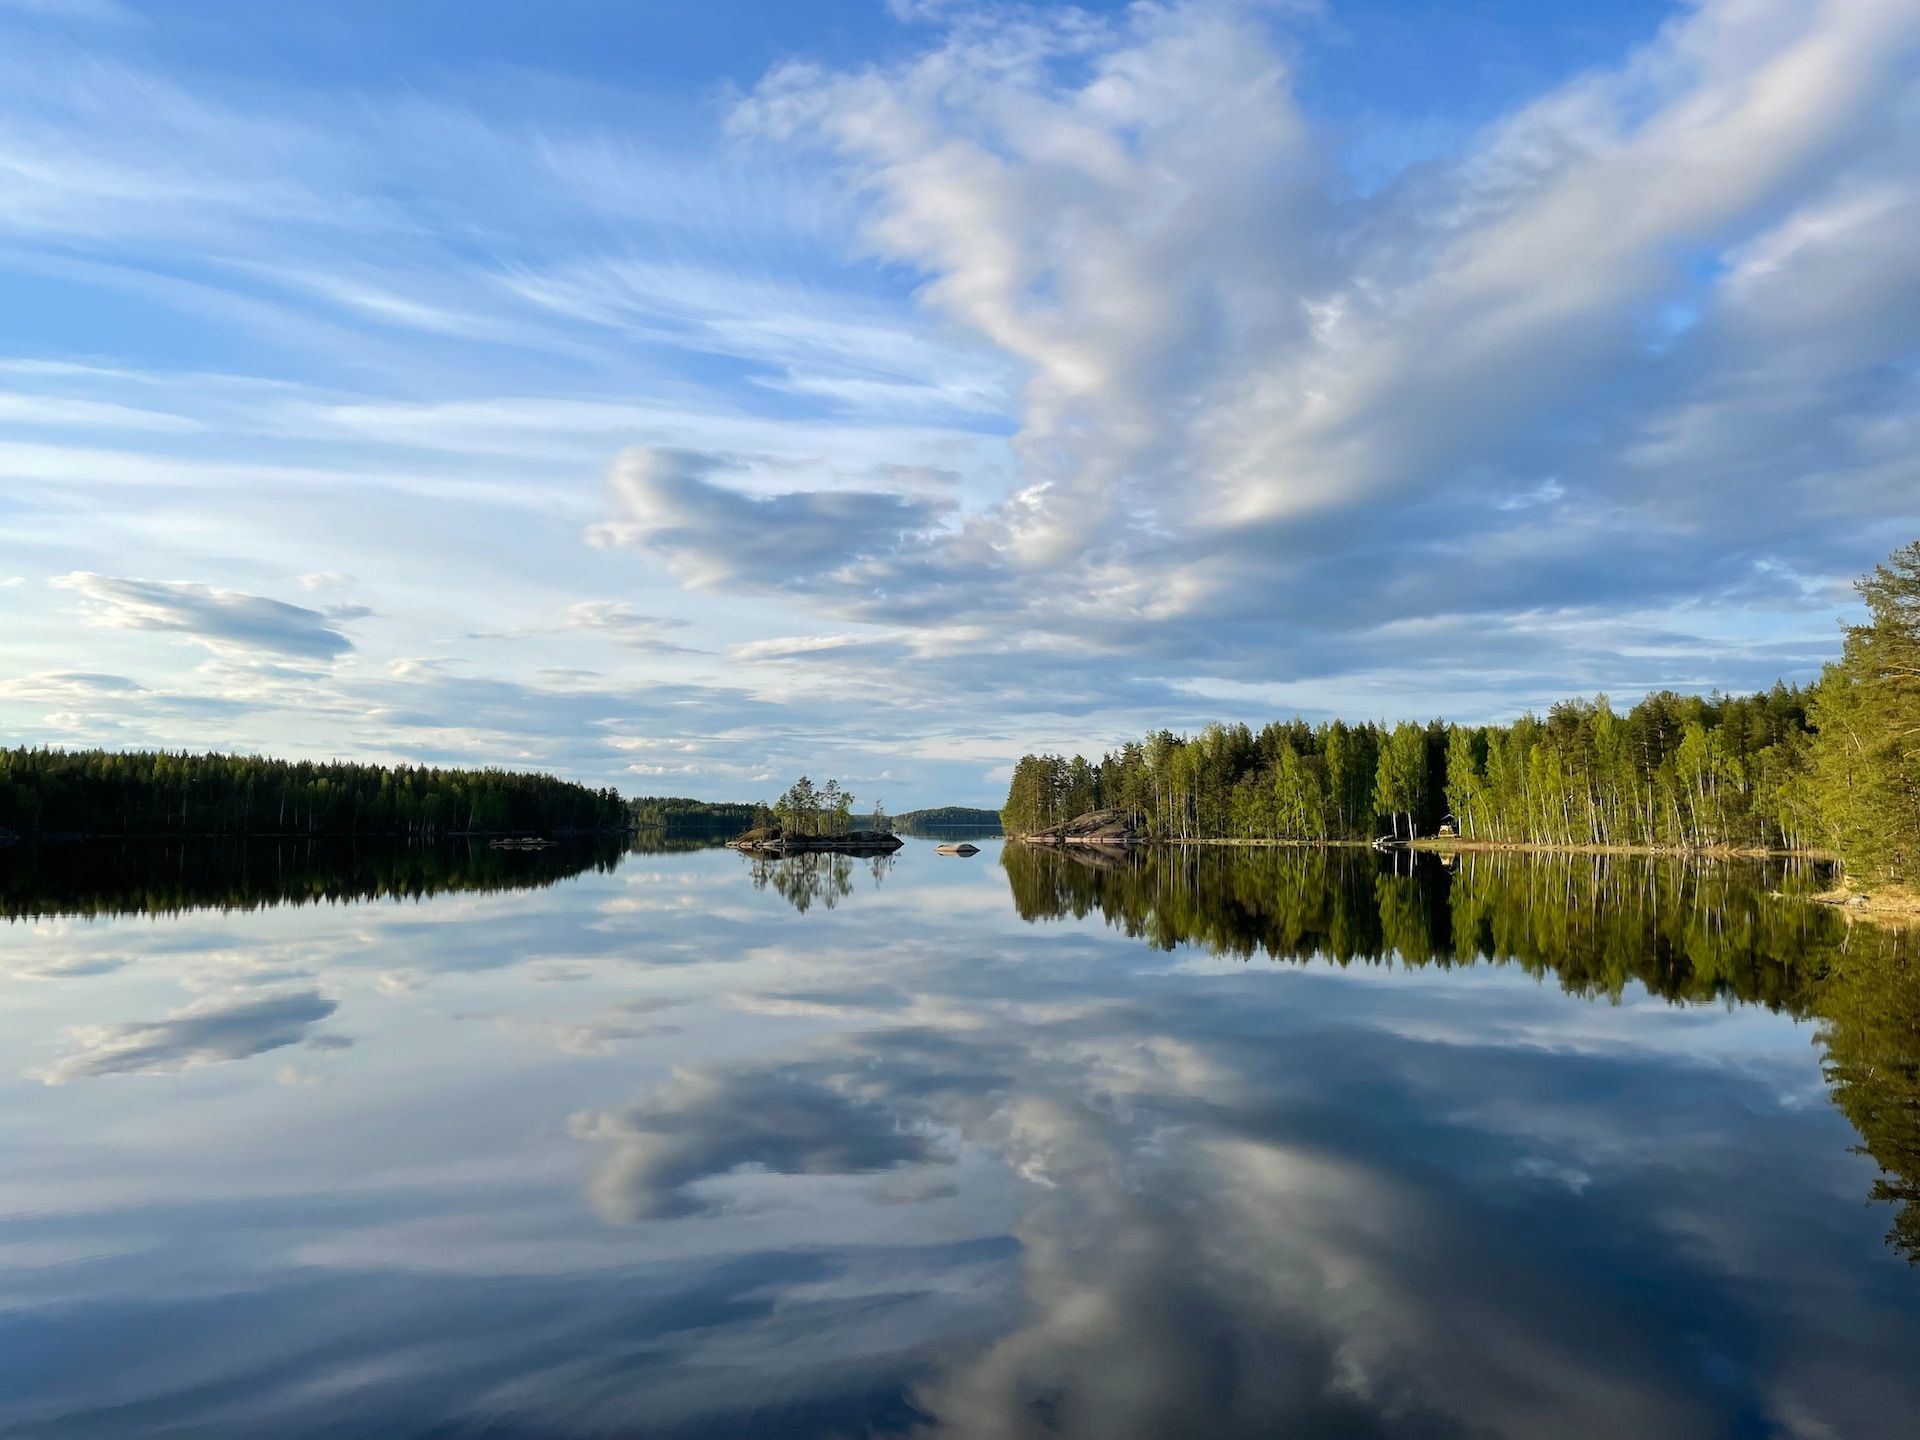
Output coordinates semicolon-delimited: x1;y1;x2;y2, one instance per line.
0;839;1913;1438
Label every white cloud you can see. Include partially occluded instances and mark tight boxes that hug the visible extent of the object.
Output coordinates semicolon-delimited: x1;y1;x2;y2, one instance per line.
588;447;955;592
1;0;1916;806
49;572;355;661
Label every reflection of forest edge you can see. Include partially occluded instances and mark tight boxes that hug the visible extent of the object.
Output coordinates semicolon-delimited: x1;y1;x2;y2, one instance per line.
0;833;714;920
1002;843;1920;1262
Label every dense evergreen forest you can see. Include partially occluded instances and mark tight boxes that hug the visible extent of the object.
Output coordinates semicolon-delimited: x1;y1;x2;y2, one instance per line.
1002;541;1920;888
0;750;629;839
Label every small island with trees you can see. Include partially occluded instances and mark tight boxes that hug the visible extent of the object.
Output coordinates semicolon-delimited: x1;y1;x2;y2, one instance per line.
729;776;903;856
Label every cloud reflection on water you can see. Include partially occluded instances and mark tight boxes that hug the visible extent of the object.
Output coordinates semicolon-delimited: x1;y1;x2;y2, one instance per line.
0;841;1914;1437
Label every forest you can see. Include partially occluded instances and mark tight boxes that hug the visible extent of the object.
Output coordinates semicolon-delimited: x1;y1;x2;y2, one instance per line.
1002;541;1920;888
892;806;1004;829
0;749;630;839
628;795;761;832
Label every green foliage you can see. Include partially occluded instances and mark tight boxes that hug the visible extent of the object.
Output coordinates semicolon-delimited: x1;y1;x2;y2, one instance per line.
770;776;858;837
1809;540;1920;887
999;542;1920;864
891;806;1001;828
0;748;628;839
999;686;1816;849
1374;722;1427;841
628;796;762;831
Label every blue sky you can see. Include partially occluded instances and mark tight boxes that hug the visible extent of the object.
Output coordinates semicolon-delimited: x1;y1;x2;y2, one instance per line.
1;0;1916;808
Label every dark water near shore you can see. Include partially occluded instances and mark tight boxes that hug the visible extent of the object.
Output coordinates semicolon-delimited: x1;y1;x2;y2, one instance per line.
1;838;1915;1438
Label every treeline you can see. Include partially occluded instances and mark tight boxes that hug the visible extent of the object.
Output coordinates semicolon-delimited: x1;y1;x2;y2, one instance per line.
0;749;628;839
893;806;1003;829
1003;541;1920;885
1004;687;1814;850
628;796;761;831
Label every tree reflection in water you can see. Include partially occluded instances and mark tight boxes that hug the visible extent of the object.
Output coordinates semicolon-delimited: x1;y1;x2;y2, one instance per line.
750;849;897;913
1002;842;1920;1261
0;833;665;922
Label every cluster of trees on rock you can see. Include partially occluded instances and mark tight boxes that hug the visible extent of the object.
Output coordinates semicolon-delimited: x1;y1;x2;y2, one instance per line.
1003;541;1920;884
0;749;629;838
762;776;866;836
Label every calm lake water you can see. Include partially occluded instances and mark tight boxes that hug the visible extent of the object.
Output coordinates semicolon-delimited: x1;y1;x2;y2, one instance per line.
2;836;1916;1438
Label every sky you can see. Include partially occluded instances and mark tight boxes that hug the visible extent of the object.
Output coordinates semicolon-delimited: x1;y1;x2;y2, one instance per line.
1;0;1916;809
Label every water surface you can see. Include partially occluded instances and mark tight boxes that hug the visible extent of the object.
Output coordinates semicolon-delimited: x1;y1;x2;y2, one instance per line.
1;838;1914;1438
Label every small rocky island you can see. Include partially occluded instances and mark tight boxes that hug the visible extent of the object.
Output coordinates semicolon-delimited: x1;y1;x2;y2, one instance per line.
729;825;903;857
731;775;906;857
1010;809;1145;846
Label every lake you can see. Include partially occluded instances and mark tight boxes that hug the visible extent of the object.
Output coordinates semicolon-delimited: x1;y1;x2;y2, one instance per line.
1;836;1915;1438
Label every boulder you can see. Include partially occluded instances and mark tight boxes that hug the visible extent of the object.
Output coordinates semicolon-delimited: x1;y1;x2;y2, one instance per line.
1020;809;1145;846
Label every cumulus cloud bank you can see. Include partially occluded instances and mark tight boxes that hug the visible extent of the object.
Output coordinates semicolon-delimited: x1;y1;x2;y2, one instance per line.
687;0;1920;700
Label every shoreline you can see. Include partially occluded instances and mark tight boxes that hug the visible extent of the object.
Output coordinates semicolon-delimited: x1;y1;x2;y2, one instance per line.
728;830;904;857
1009;833;1827;861
1808;884;1920;929
1006;831;1920;929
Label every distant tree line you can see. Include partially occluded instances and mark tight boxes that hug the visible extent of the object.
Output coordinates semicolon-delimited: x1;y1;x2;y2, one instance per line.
1003;541;1920;887
892;806;1003;829
0;750;628;839
627;796;761;831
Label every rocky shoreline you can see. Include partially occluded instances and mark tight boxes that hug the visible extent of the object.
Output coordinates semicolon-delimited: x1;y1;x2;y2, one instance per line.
1006;809;1146;846
728;827;903;857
